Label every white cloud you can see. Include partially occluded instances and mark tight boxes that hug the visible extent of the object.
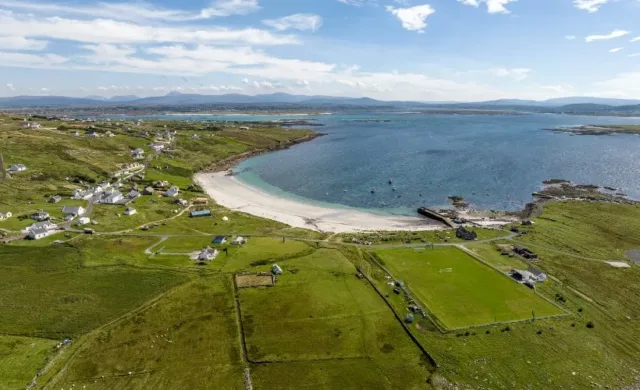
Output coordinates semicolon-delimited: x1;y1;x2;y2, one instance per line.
252;80;282;89
242;78;250;84
573;0;609;13
458;0;516;14
0;11;298;46
592;71;640;98
609;47;623;53
565;35;576;40
385;4;435;33
5;83;15;91
0;51;68;68
0;0;260;22
0;36;48;51
490;67;531;81
296;80;310;86
263;14;323;32
631;36;640;43
629;53;640;58
585;29;630;42
41;88;49;92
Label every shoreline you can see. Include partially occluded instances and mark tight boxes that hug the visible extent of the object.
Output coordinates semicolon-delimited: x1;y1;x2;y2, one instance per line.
194;172;445;233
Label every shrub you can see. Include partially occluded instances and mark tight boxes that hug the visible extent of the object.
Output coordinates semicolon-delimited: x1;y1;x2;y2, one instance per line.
586;321;595;329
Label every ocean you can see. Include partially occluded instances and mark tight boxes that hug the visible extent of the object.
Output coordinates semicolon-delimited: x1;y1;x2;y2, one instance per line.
232;112;640;213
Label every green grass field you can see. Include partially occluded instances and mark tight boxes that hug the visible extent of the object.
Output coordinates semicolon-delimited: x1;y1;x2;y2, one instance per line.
0;245;189;338
238;249;434;388
335;227;509;245
49;276;244;390
375;247;564;329
0;335;58;390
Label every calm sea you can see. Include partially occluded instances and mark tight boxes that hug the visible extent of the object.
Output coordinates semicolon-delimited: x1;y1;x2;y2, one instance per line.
106;112;640;214
234;112;640;213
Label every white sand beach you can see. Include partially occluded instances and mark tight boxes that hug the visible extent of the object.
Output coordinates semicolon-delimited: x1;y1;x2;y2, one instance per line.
194;172;444;233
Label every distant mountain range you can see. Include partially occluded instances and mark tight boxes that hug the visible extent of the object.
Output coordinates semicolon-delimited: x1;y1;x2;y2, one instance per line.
0;93;638;113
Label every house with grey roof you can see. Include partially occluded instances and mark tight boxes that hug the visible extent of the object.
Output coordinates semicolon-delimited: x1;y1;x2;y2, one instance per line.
28;228;51;240
197;247;219;261
30;211;50;221
48;195;62;204
28;221;57;231
100;190;124;204
132;148;145;159
164;186;179;197
127;190;141;199
62;206;86;216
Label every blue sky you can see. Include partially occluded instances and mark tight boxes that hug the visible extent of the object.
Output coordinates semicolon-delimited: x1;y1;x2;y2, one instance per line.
0;0;639;101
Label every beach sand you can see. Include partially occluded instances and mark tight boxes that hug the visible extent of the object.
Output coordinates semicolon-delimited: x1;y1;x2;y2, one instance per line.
194;172;444;233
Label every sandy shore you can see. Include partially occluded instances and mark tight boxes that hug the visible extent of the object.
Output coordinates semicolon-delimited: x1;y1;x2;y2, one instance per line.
194;172;444;233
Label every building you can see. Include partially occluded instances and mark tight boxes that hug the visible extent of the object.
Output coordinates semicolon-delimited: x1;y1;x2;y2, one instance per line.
456;226;478;241
85;131;100;138
193;198;209;205
150;144;166;153
48;195;62;204
514;246;538;260
62;206;86;216
100;190;124;204
30;211;50;221
164;186;179;197
191;134;201;140
212;236;227;245
271;264;283;275
28;221;57;232
197;247;219;261
127;190;141;199
28;228;51;240
0;211;12;221
7;164;27;173
105;131;115;137
143;186;155;195
22;121;42;129
132;148;145;159
190;209;211;218
175;198;189;207
239;126;250;130
232;236;247;245
526;266;547;282
124;207;137;216
77;217;91;225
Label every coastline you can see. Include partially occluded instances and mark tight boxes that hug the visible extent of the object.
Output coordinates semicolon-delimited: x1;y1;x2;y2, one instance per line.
194;172;445;233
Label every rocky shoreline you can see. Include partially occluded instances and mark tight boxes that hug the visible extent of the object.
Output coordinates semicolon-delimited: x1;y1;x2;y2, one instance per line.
547;125;640;136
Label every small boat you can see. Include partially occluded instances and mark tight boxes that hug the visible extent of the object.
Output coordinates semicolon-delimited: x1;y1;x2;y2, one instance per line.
392;186;396;192
388;179;393;184
371;188;376;194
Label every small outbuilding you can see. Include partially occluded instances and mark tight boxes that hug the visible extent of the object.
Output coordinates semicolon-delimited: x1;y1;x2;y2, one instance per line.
456;226;478;241
143;186;155;195
232;236;247;245
124;207;137;216
190;209;211;218
271;264;283;275
48;195;62;204
62;206;86;216
212;236;227;245
77;217;91;225
30;211;50;221
197;247;219;261
7;164;27;173
164;186;179;197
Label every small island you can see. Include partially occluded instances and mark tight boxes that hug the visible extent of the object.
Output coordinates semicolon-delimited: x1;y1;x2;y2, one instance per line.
547;125;640;136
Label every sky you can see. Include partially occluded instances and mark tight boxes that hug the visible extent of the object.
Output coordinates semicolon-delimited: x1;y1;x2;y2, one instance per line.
0;0;639;101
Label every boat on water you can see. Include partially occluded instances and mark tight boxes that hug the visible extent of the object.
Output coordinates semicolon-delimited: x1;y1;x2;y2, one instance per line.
371;188;376;194
388;179;393;184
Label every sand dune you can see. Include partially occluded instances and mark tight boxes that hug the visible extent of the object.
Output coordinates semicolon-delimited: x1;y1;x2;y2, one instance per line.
194;172;444;233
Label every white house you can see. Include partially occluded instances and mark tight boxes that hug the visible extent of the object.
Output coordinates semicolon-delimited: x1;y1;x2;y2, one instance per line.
164;186;179;197
28;221;57;231
77;217;91;225
271;264;283;275
28;228;51;240
124;207;137;216
232;236;247;245
191;134;201;140
150;144;166;153
100;190;124;204
22;122;41;129
7;164;27;173
105;131;115;137
85;131;100;138
0;211;12;221
62;206;86;216
197;247;219;261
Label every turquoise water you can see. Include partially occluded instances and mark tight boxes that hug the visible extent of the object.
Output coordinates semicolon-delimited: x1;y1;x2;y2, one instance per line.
234;112;640;213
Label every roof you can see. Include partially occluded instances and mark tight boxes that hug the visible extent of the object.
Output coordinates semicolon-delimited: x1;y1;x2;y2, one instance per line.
30;228;49;236
527;266;546;277
212;235;226;243
62;206;83;214
190;210;211;217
